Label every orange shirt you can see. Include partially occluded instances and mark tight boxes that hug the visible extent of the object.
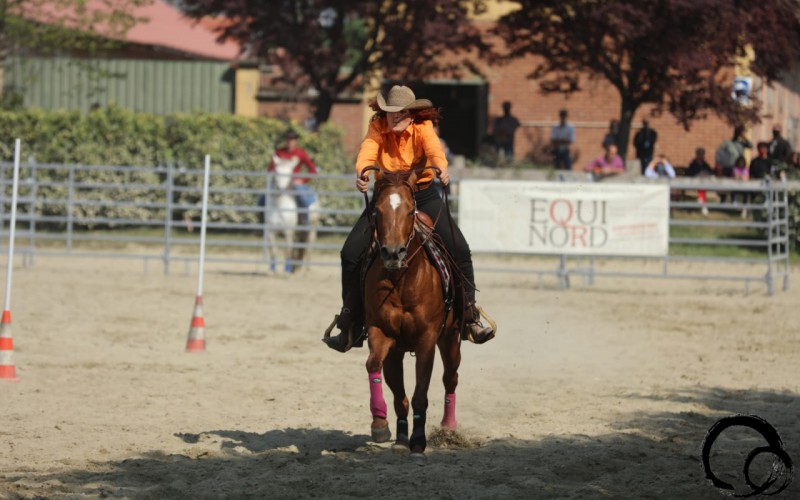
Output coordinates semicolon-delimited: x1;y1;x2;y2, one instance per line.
355;119;448;185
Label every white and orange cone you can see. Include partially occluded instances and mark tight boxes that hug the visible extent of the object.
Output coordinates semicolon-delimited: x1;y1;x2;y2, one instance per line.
0;310;18;381
185;296;206;353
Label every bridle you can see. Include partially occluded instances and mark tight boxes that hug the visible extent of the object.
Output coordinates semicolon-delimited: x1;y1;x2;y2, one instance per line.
361;166;444;269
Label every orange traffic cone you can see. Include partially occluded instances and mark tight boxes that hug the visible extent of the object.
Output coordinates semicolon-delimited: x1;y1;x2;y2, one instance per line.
0;310;18;381
185;296;206;352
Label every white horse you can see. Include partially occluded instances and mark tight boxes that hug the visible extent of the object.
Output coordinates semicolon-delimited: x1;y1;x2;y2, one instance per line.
263;154;320;273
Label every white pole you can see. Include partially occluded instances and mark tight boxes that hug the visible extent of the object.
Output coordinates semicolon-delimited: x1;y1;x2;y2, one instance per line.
4;139;21;312
196;155;210;297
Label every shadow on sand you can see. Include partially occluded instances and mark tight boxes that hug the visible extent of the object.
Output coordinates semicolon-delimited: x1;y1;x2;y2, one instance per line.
6;386;799;499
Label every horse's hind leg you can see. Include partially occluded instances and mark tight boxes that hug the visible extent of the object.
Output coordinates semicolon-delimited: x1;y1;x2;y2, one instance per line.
366;327;394;443
383;349;409;450
437;328;461;431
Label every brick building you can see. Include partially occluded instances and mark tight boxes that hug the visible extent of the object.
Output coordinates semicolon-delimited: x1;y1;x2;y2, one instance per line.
254;6;800;171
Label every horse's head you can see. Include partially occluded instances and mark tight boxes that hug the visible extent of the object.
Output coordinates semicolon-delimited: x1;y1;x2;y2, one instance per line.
372;169;419;270
272;155;300;191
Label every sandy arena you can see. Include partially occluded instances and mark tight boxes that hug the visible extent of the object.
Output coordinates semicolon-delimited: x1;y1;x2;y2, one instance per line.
0;254;799;499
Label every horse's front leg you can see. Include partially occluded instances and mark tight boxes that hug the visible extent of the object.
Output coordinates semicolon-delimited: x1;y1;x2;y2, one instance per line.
365;326;394;442
410;334;437;457
437;325;461;431
382;348;409;450
284;228;295;273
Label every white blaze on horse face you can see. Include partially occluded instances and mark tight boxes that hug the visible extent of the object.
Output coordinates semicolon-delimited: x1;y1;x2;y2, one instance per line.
388;193;402;211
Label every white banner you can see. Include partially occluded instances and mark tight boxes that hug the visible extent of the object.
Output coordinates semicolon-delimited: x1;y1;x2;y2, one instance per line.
458;180;670;256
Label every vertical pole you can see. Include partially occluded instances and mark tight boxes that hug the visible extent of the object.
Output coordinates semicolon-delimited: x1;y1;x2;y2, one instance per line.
781;183;789;291
67;166;74;253
27;157;36;267
196;155;210;298
765;179;774;296
262;169;271;261
164;162;174;275
4;140;21;312
0;158;5;234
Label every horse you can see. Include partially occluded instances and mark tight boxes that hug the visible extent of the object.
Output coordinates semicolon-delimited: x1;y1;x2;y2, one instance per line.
361;166;461;463
261;154;320;273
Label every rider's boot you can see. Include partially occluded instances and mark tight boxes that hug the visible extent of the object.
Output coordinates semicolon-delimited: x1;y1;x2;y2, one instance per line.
463;299;496;344
322;289;364;353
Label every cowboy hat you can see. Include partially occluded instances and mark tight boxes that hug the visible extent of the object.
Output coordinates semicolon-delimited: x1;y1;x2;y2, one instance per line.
376;85;433;113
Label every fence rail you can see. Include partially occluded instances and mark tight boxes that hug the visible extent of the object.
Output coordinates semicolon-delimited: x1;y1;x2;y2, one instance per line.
0;161;792;295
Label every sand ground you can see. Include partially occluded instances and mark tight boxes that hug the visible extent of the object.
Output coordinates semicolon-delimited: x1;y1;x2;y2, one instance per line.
0;253;798;499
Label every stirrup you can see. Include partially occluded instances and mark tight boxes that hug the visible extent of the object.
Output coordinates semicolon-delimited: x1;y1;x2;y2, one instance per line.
463;305;497;344
322;310;365;353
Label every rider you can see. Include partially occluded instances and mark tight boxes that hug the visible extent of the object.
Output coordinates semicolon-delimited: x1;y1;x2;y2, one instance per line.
323;85;495;352
265;129;318;224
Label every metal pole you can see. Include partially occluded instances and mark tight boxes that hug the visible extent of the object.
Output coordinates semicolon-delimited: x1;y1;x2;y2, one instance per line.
27;157;36;267
765;179;774;296
164;162;174;275
67;166;74;253
262;169;271;261
196;155;211;298
4;140;21;312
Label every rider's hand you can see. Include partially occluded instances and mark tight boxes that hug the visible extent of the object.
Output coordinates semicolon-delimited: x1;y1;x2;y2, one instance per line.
438;169;450;187
356;174;369;193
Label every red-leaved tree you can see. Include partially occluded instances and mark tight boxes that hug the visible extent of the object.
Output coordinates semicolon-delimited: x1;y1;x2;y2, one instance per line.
492;0;800;157
180;0;488;125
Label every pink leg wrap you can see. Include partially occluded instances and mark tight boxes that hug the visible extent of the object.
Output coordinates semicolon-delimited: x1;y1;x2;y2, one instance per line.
369;371;387;419
441;393;457;430
698;190;707;204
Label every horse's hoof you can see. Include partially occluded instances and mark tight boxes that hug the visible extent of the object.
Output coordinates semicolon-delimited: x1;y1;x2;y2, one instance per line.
371;425;392;443
391;442;409;455
409;452;427;465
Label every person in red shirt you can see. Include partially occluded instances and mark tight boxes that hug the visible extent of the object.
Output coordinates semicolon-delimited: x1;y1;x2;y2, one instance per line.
261;129;318;223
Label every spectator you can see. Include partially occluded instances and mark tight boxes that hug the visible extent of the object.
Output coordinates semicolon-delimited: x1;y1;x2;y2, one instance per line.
749;142;773;180
602;119;620;149
634;119;658;175
644;154;676;179
492;101;521;161
584;143;625;180
686;147;713;215
263;129;318;225
715;125;752;178
732;155;749;217
768;125;792;166
550;109;575;170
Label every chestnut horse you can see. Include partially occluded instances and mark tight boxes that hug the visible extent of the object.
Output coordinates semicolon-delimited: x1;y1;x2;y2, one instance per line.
362;166;460;463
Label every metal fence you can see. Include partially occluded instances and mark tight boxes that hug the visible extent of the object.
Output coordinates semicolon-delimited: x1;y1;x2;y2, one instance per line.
0;162;792;295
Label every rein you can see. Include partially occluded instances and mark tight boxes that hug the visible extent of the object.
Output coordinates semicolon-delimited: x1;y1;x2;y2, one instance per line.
363;166;447;269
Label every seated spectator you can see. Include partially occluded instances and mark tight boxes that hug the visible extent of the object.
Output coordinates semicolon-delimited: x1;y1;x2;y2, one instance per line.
644;154;676;179
584;143;625;180
686;147;713;216
749;142;773;180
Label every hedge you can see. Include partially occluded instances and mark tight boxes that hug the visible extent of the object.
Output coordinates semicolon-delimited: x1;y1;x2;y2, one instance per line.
0;104;358;226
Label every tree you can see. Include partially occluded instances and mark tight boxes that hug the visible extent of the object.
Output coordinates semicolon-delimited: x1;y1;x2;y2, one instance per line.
0;0;150;106
179;0;488;125
492;0;800;158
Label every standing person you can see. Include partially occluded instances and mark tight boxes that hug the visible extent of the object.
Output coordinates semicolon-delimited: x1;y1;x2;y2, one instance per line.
633;119;658;175
550;109;575;170
323;85;495;352
264;129;318;224
602;119;620;149
715;126;752;178
492;101;521;162
768;125;792;166
686;147;713;215
749;142;773;180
